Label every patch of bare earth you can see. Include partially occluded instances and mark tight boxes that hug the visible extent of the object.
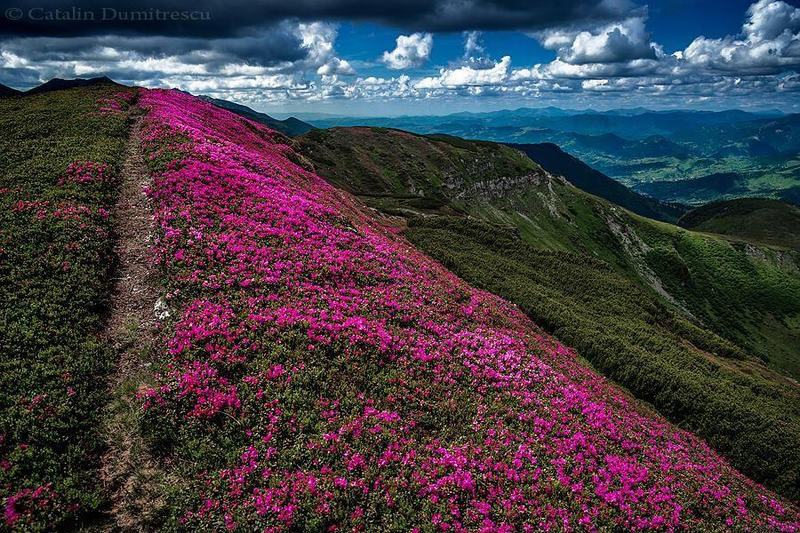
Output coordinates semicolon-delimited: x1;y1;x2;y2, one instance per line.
98;110;165;531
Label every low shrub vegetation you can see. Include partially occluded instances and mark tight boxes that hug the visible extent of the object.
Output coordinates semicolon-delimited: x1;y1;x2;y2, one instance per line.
0;86;133;529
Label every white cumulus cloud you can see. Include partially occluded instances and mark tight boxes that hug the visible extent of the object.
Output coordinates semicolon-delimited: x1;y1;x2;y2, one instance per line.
535;16;659;65
382;33;433;70
683;0;800;73
415;56;511;89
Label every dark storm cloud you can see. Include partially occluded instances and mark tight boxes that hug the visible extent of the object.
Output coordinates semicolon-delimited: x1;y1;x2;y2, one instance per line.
2;26;307;66
0;0;633;37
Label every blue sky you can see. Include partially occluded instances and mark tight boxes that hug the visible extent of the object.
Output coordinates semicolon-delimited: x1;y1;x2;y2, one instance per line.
1;0;798;115
331;2;755;80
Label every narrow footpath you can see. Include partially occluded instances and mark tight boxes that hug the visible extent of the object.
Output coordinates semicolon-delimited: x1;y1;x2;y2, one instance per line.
99;109;163;531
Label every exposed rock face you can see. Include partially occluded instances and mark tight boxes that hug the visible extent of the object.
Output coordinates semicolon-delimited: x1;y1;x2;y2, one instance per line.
604;207;694;318
447;170;564;202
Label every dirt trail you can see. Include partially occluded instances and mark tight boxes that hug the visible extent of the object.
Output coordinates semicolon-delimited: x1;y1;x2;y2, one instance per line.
98;110;163;531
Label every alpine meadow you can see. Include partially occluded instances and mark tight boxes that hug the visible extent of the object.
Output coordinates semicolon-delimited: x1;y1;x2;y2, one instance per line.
1;0;799;531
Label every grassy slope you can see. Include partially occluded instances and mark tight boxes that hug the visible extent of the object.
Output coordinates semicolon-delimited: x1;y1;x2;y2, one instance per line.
296;127;538;210
637;220;800;378
0;85;133;528
307;112;800;207
298;126;800;499
131;90;800;530
679;197;800;250
298;128;800;370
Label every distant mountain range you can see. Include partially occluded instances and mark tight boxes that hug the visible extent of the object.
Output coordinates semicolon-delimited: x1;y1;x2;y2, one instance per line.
309;107;800;206
308;107;783;140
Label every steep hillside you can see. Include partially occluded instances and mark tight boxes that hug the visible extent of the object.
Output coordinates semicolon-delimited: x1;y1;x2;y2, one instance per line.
198;95;314;136
680;198;800;250
510;142;685;223
126;88;799;529
300;127;800;375
3;87;799;530
637;172;745;204
0;86;135;528
296;127;537;204
298;125;800;499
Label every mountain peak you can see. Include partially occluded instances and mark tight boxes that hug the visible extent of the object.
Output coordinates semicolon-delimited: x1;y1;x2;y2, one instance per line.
26;76;120;95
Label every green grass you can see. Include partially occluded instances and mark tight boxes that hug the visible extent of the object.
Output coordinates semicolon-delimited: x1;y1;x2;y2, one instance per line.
297;126;539;202
301;126;800;380
0;85;133;529
638;225;800;378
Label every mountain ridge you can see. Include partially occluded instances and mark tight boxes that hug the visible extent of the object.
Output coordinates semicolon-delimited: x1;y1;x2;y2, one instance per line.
198;95;314;137
2;84;799;529
0;83;21;97
307;108;800;206
25;76;121;94
680;197;800;250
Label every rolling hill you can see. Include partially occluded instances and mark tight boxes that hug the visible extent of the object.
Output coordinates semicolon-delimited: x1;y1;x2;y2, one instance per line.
680;198;800;250
0;83;21;97
295;127;536;212
25;76;121;94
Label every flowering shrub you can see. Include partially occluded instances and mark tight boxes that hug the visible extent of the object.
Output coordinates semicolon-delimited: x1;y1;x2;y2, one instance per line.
137;89;799;531
57;161;114;186
404;215;800;501
98;90;136;114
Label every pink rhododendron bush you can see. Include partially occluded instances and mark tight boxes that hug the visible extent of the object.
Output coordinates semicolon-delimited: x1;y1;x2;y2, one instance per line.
136;89;799;531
